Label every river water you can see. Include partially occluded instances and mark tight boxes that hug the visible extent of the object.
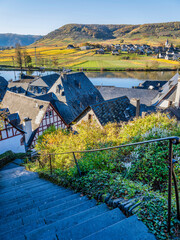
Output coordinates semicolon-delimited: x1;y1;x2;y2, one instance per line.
0;70;176;88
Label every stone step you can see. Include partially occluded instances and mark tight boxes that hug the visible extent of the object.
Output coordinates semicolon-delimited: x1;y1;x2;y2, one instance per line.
0;219;46;240
0;180;55;197
58;207;126;240
24;199;97;226
1;196;89;222
0;197;96;240
81;215;156;240
0;178;48;194
0;171;38;188
1;189;73;214
1;193;81;219
1;184;66;204
1;186;72;209
26;204;109;240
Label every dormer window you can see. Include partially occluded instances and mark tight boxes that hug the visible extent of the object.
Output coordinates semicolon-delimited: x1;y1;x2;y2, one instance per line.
61;91;65;96
34;87;38;93
42;88;47;94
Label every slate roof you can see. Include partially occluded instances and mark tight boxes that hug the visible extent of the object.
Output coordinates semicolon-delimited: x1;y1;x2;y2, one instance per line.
73;96;136;126
91;97;135;125
1;91;50;131
0;76;8;100
152;72;179;105
99;86;158;106
134;81;167;90
0;108;24;133
8;82;29;94
30;73;60;88
162;107;180;121
48;72;104;124
0;76;8;87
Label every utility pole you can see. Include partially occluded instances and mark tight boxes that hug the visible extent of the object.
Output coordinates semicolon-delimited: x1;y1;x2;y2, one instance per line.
34;46;37;68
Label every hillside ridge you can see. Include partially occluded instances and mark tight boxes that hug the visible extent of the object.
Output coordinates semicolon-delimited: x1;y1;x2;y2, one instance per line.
35;22;180;45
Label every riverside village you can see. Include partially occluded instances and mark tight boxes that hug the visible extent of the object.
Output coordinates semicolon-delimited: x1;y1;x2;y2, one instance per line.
0;2;180;240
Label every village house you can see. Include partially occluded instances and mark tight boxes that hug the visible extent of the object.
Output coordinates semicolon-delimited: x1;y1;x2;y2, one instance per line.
134;81;167;91
96;48;105;54
67;44;75;49
7;73;60;97
152;72;180;109
0;109;25;154
112;50;119;55
80;46;91;50
46;72;105;124
1;91;68;150
27;73;60;96
71;96;136;129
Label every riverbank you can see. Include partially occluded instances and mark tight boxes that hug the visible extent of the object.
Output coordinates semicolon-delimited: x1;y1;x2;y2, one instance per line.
0;65;179;72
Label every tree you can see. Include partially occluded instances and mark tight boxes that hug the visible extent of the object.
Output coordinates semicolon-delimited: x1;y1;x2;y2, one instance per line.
26;55;32;68
23;48;32;67
15;43;22;69
52;57;58;67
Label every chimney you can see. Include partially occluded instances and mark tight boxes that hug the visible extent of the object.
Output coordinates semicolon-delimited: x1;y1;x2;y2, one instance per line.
130;98;140;117
23;117;32;144
175;76;180;108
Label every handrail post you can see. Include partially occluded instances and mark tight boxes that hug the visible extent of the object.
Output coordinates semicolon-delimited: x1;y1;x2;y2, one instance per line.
49;154;52;175
72;152;82;177
168;140;173;232
172;167;180;220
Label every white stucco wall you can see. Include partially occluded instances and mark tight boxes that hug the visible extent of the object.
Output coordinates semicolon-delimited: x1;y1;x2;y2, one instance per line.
0;134;25;154
159;100;170;109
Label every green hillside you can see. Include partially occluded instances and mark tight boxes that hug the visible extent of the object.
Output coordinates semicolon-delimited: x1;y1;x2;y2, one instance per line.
34;22;180;46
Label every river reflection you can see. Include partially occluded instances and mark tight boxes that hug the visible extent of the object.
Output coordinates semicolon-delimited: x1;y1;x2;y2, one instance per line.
0;70;176;88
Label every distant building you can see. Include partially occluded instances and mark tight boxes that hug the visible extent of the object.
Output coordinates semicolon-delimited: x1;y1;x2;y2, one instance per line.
134;81;167;91
67;44;75;49
80;46;91;50
96;49;105;54
112;50;119;55
165;39;171;48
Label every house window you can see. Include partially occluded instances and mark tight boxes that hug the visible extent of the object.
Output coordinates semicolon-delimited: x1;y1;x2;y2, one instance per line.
46;112;49;118
49;111;52;117
88;114;92;122
169;101;172;107
61;91;65;96
56;86;60;93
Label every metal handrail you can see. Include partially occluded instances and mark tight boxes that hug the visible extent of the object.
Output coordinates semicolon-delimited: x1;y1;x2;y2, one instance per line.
31;136;180;232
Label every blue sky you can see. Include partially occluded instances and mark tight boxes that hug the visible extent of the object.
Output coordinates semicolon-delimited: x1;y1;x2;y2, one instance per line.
0;0;180;35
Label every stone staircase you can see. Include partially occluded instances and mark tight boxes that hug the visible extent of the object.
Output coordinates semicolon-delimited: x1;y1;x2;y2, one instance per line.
0;161;156;240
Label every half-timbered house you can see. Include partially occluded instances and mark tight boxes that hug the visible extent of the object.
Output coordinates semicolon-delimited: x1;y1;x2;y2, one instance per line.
1;91;67;150
0;110;25;154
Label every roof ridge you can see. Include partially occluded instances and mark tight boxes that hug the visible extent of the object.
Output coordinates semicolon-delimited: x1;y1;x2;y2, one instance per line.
90;96;128;108
5;90;50;104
